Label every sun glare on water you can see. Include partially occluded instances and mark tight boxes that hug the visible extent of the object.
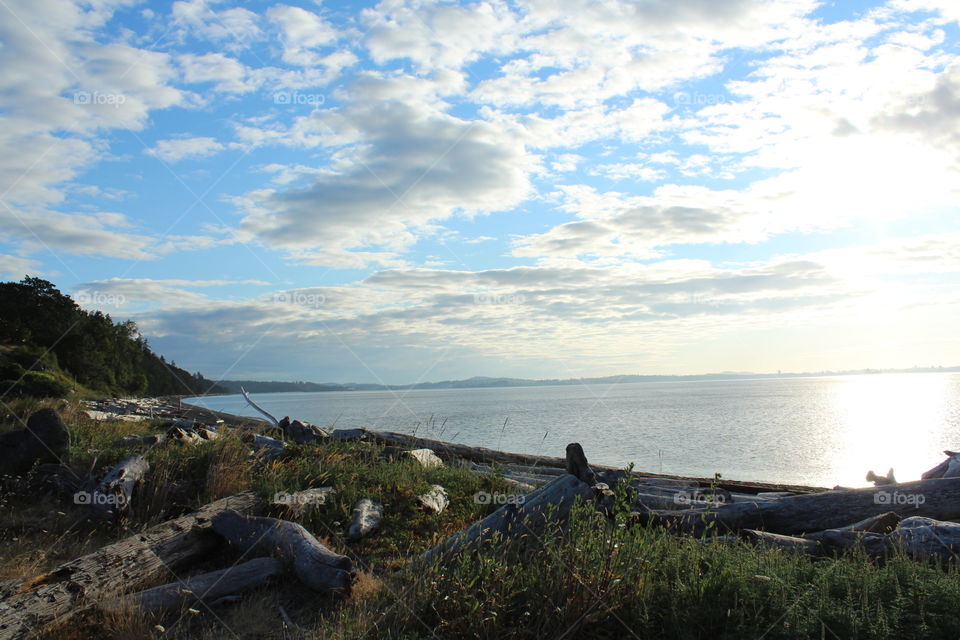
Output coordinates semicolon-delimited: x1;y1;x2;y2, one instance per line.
828;373;958;487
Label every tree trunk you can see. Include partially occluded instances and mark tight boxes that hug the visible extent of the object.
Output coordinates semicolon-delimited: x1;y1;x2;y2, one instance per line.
90;454;149;521
211;510;351;594
0;492;260;640
99;557;284;615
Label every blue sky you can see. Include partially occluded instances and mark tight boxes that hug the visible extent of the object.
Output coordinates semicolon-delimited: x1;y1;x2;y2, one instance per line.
2;0;960;384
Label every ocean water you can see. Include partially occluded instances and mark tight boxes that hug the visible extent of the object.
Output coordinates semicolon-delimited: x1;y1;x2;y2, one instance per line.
184;372;960;488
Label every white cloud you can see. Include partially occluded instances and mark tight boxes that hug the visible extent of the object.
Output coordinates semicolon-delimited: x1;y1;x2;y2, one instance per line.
147;136;226;163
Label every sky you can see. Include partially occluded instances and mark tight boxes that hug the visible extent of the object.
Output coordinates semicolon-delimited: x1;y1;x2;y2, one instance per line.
1;0;959;385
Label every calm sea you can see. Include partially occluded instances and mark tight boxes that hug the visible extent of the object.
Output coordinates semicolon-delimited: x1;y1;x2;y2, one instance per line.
184;372;960;488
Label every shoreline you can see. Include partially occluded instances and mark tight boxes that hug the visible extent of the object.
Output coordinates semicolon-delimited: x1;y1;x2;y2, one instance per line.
96;395;826;495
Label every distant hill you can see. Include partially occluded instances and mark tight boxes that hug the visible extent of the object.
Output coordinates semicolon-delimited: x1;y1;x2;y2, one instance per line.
221;367;960;395
0;277;227;398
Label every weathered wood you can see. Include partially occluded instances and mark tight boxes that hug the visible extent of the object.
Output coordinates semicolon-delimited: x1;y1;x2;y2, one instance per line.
921;452;960;479
240;388;281;428
417;485;449;514
99;557;284;614
636;477;960;537
348;499;383;541
422;474;594;564
886;516;960;562
211;509;351;593
0;492;260;640
342;429;823;494
740;530;824;555
565;443;596;485
90;454;149;521
278;417;330;444
243;433;288;459
406;449;443;469
0;409;70;474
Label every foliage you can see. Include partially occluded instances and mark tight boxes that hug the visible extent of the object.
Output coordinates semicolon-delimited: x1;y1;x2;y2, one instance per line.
0;277;226;398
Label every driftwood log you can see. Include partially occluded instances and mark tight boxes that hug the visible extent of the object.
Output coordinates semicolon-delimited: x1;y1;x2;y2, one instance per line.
99;557;284;614
417;485;449;514
90;454;149;520
0;409;70;474
636;477;960;537
406;449;443;469
921;451;960;479
335;429;822;494
211;510;351;593
0;492;260;640
423;473;594;564
348;499;383;541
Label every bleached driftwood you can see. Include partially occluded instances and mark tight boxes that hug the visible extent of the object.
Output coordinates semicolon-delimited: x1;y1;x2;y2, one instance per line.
244;433;288;459
0;492;260;640
91;454;149;521
240;388;280;428
417;485;449;514
211;510;351;593
99;557;284;614
278;417;330;444
635;477;960;537
348;499;383;541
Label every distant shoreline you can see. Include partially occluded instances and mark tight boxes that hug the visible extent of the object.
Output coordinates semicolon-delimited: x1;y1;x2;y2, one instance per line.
200;366;960;397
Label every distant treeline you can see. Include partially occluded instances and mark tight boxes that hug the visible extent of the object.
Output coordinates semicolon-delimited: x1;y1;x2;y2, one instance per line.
0;277;226;398
223;367;960;395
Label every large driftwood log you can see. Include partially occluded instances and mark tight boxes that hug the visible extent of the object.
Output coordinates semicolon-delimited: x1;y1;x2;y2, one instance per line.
921;451;960;479
0;492;260;640
211;510;351;593
0;409;70;474
90;454;149;520
338;429;823;494
635;477;960;537
240;388;281;428
278;417;329;444
348;499;383;541
243;433;288;459
99;557;284;614
422;474;594;564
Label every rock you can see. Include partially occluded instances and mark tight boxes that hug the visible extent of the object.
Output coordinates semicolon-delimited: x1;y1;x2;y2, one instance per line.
406;448;443;469
0;408;70;474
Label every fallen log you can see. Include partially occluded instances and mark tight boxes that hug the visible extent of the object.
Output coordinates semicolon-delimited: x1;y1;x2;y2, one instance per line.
887;516;960;562
99;557;284;615
278;417;329;444
634;477;960;537
348;499;383;541
211;510;351;593
243;433;288;459
339;429;824;494
422;473;594;564
740;530;823;555
0;492;260;640
90;454;149;520
240;388;280;428
921;451;960;479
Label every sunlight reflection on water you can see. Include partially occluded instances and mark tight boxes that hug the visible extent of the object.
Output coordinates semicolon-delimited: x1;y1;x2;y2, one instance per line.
186;372;960;488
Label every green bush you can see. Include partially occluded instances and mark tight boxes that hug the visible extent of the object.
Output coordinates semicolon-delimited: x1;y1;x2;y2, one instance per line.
15;371;71;398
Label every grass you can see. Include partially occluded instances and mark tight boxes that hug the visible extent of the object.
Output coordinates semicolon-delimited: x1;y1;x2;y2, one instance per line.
4;398;960;639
